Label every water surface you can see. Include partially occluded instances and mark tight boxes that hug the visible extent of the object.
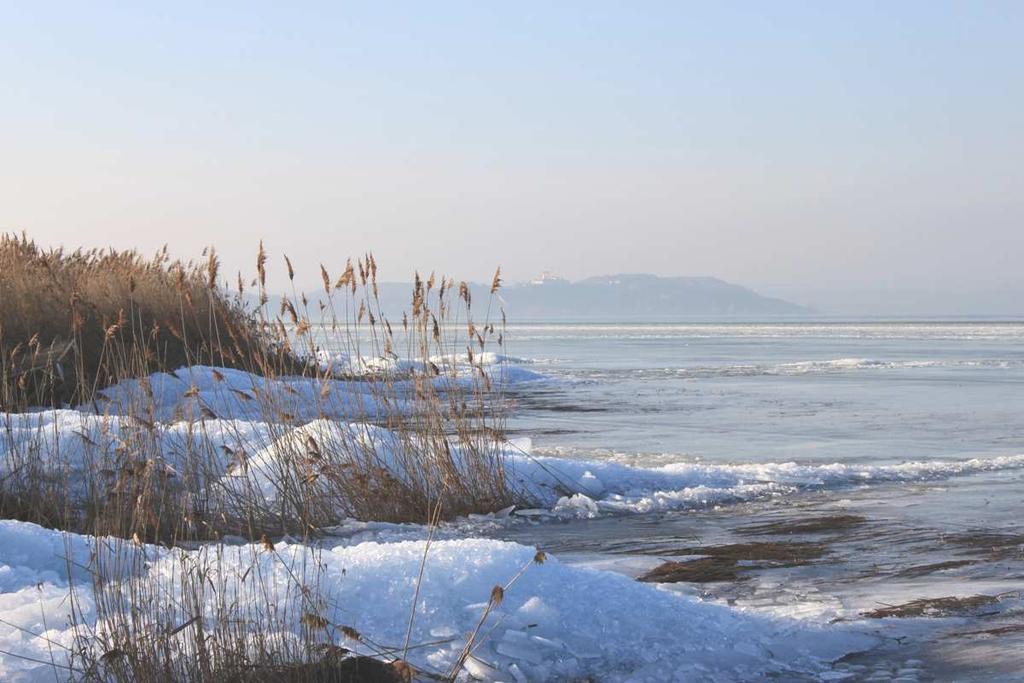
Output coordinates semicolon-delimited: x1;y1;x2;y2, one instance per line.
496;321;1024;681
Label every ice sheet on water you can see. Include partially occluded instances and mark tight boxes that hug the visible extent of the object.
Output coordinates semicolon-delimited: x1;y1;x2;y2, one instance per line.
627;357;1024;380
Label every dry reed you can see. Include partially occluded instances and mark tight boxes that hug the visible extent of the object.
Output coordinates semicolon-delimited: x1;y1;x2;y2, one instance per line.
0;235;525;681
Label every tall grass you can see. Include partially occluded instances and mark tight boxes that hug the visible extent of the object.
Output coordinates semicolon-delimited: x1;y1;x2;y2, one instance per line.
0;233;293;408
0;236;526;681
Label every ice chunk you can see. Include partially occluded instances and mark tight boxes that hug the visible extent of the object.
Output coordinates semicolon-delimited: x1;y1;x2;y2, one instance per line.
553;493;599;519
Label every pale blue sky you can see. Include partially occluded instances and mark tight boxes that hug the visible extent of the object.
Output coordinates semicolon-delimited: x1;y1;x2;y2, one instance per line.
1;2;1021;309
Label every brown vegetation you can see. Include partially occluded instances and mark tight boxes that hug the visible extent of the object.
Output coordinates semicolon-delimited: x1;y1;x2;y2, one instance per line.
662;541;828;563
636;541;828;584
638;557;743;583
862;594;1000;619
738;514;866;536
0;233;293;408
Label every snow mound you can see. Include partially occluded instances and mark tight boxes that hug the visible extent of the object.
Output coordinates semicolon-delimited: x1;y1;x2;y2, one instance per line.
90;361;543;423
0;520;874;682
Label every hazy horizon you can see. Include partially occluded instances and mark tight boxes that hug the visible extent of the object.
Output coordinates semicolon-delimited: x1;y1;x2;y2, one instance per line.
2;2;1021;315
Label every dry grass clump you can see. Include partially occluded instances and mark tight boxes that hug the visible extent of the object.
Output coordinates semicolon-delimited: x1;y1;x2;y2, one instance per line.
636;541;829;584
638;557;744;583
58;534;547;682
892;559;975;578
66;538;413;682
660;541;828;563
0;233;294;408
738;514;866;536
239;252;517;527
942;530;1024;559
862;594;1000;619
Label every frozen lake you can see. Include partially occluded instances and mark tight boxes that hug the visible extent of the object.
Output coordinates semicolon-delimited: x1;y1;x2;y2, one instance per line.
494;321;1024;680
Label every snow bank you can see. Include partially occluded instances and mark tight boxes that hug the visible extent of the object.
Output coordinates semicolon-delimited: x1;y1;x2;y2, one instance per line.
91;359;543;424
0;520;874;682
5;400;1024;520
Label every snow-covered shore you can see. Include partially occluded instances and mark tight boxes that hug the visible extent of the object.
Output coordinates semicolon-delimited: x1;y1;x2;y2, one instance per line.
3;363;1023;680
4;396;1023;519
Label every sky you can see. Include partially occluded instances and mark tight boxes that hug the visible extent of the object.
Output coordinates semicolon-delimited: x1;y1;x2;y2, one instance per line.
1;2;1022;313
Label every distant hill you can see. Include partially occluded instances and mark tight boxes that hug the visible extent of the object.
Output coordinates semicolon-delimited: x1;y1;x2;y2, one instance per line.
286;273;811;321
495;274;811;319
